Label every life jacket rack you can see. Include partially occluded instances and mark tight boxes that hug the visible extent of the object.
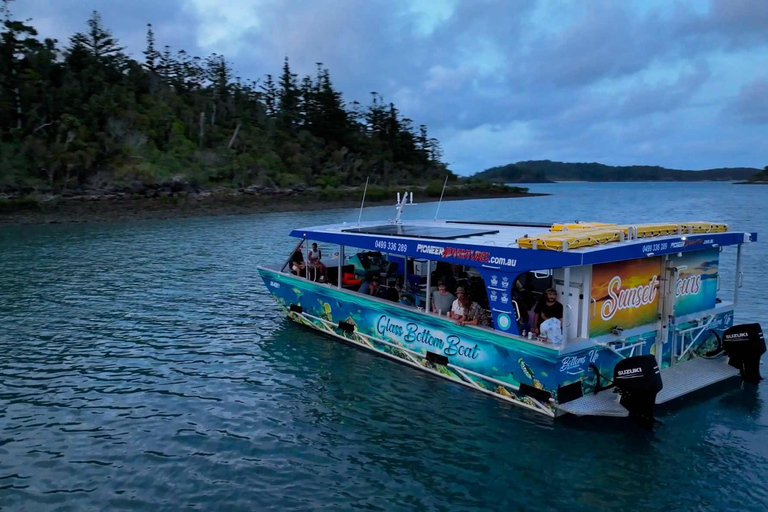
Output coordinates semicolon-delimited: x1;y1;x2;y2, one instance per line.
517;221;728;251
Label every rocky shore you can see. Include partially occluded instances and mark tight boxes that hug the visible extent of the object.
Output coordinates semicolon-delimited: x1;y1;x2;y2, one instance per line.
0;178;543;226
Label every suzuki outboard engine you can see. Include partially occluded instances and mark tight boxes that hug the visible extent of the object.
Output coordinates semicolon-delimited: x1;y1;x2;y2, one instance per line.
613;355;663;427
723;323;765;384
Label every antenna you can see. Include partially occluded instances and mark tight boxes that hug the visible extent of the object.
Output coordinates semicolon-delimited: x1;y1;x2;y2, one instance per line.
434;176;448;221
394;189;417;224
357;176;369;226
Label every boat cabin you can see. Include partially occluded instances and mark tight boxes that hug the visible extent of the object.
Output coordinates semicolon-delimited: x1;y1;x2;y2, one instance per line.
282;218;756;362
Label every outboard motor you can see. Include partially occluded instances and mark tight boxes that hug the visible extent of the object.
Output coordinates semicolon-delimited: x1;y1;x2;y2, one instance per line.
723;323;765;384
613;355;663;427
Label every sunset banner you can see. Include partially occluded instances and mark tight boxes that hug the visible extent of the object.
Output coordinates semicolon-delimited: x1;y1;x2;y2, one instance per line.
590;257;663;337
670;248;719;317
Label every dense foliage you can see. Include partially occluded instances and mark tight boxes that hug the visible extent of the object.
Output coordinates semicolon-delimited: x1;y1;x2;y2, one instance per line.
0;3;452;193
475;160;759;182
748;166;768;182
471;164;550;183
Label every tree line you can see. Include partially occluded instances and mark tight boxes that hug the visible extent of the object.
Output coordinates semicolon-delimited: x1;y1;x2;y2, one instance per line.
0;2;452;193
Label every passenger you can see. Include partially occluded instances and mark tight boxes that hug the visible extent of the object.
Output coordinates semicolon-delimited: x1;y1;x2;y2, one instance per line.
449;286;467;319
435;262;457;294
290;247;306;277
431;279;456;316
308;242;328;282
453;290;490;327
385;286;400;302
534;288;563;335
358;274;381;296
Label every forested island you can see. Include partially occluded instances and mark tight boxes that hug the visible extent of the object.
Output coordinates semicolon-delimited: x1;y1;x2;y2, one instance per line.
0;5;529;223
475;161;761;183
738;166;768;184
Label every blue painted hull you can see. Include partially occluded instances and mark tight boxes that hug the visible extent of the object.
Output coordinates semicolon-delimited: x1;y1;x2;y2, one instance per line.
257;267;735;417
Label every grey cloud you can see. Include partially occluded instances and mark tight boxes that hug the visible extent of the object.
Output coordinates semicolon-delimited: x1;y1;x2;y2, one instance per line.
14;0;202;59
617;63;711;118
679;0;768;50
725;75;768;124
6;0;768;173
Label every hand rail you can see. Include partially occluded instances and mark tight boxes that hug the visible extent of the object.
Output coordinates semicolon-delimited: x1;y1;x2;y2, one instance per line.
565;303;573;327
511;300;522;321
590;297;597;318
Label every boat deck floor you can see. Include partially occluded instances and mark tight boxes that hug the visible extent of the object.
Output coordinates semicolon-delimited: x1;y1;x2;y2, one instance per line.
558;356;740;417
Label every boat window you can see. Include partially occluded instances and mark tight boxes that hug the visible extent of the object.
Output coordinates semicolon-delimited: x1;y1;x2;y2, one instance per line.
512;270;555;334
283;242;494;329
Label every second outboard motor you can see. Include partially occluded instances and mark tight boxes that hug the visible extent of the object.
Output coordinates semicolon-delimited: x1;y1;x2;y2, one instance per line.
614;355;663;427
723;323;765;384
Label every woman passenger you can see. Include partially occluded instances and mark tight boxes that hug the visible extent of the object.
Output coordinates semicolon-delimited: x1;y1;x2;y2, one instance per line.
451;288;489;327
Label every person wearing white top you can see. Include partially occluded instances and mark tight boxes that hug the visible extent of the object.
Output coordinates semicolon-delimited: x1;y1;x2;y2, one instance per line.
449;286;467;319
308;242;327;282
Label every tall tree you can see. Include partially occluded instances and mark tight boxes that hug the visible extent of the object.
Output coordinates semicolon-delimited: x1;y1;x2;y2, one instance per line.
260;74;277;116
278;56;298;128
69;11;124;59
0;0;41;130
143;23;159;72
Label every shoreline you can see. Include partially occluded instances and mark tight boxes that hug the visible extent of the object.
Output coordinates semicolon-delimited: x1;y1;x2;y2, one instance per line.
0;190;546;226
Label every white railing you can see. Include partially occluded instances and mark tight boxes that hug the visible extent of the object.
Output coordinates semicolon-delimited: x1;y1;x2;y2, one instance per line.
292;310;555;416
673;315;716;363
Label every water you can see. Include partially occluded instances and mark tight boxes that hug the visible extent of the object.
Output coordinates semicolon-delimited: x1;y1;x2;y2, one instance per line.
1;182;767;510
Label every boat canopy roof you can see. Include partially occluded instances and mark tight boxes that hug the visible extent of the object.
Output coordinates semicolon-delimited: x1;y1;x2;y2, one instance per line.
290;219;757;273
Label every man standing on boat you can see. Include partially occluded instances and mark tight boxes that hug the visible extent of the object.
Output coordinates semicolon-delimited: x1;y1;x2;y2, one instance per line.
534;288;563;335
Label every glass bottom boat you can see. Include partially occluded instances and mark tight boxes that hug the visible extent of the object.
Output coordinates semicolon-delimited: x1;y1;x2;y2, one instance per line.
258;197;764;423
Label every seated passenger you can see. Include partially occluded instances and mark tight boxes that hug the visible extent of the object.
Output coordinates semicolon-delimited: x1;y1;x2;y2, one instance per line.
290;247;306;276
434;262;457;294
534;288;563;335
431;280;456;316
453;290;490;327
449;286;467;319
308;242;328;282
358;274;381;296
385;286;400;302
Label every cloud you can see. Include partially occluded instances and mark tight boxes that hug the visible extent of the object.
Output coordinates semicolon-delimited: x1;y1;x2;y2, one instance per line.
725;75;768;124
8;0;768;173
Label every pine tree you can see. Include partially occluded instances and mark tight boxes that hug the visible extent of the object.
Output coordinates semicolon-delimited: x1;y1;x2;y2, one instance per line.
70;11;124;59
0;0;42;130
278;56;299;128
260;74;277;116
143;23;159;72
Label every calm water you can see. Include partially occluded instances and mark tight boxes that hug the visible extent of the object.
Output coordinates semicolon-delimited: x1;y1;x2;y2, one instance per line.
1;182;767;511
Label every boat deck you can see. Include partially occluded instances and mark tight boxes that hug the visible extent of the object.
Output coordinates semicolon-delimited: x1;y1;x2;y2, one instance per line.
557;356;740;417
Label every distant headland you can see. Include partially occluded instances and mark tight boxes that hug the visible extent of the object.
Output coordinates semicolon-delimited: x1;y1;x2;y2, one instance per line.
473;160;763;183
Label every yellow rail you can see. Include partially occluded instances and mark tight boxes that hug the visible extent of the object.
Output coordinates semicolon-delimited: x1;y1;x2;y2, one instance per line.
517;222;728;251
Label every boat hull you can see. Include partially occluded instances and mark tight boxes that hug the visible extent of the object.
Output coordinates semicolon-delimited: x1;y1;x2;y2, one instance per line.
258;267;563;415
257;267;737;418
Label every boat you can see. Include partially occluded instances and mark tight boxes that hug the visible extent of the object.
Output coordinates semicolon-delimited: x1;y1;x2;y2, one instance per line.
257;193;764;422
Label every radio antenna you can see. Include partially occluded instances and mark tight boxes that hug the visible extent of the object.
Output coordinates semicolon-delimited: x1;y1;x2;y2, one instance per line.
434;176;449;221
357;176;369;226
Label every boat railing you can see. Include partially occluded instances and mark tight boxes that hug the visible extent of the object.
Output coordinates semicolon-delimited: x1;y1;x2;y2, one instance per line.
673;314;718;364
296;309;556;417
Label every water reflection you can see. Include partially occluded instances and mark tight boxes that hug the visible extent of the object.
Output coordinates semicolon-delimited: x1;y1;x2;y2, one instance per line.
0;182;766;510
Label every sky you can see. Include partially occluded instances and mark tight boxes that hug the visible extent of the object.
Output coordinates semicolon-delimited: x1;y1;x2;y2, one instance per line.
11;0;768;175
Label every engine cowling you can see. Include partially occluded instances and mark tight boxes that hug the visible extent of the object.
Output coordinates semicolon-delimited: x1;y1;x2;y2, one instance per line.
723;323;765;384
613;355;663;427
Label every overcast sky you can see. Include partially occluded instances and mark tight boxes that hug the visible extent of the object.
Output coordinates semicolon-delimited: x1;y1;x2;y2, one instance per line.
13;0;768;175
